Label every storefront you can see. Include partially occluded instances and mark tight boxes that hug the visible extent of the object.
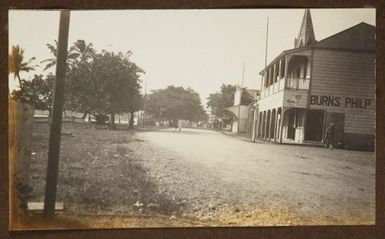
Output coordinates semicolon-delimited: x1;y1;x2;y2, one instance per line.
254;9;375;151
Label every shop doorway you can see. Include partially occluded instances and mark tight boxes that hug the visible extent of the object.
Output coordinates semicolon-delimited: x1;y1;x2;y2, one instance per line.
324;112;345;147
287;110;295;140
305;110;324;141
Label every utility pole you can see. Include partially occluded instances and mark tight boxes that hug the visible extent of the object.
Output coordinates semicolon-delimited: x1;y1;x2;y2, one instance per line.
142;80;147;127
237;62;245;133
44;10;71;216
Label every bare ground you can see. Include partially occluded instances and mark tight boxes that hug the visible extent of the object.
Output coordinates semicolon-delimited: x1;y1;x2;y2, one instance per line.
131;128;375;226
15;123;375;229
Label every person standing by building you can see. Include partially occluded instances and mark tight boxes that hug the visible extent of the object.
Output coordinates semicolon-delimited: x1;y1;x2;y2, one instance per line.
177;119;183;132
324;123;335;149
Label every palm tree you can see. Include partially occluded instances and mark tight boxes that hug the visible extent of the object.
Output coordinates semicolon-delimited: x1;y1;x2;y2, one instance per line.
69;40;95;64
41;39;94;71
41;40;96;119
8;45;36;91
40;40;59;71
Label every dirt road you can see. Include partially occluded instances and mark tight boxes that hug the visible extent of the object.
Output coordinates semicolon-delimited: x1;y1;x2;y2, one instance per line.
131;128;375;225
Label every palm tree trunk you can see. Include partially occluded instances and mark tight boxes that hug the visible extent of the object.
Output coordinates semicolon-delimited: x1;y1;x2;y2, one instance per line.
16;74;23;92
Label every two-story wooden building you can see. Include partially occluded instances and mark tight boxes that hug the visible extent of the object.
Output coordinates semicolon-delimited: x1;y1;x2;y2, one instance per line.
254;9;375;151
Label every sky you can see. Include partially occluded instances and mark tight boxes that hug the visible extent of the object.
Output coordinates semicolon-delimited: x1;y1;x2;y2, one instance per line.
8;9;375;106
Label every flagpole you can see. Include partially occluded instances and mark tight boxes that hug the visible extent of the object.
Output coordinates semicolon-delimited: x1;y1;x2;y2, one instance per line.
241;62;245;88
262;16;269;90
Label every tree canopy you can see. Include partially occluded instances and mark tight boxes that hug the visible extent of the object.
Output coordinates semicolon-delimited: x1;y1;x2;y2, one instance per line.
64;48;144;127
10;74;55;112
206;84;255;118
145;86;207;123
82;50;144;126
10;40;145;128
206;84;237;118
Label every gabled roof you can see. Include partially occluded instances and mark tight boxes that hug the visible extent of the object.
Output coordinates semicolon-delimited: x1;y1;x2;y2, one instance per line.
314;22;375;51
294;9;316;48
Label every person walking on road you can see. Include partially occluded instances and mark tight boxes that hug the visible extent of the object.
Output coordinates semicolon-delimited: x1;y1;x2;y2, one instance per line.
177;119;183;132
324;122;335;149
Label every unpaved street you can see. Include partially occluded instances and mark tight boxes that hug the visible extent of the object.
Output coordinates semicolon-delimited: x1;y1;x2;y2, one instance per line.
131;128;375;225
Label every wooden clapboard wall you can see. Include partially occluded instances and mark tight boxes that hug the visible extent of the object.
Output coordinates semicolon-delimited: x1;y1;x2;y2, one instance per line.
309;48;375;135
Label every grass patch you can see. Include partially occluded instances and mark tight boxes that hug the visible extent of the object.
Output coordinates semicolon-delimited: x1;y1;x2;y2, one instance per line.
21;122;180;225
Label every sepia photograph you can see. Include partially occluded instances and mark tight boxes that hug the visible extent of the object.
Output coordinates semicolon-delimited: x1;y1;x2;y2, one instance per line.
8;8;376;229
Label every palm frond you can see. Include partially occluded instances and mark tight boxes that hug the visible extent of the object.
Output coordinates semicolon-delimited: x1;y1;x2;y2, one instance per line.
43;61;57;71
20;66;36;72
68;52;80;59
40;58;55;64
46;41;58;57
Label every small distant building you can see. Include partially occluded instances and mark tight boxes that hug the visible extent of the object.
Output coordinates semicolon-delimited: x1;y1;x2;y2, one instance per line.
226;87;260;133
254;9;375;151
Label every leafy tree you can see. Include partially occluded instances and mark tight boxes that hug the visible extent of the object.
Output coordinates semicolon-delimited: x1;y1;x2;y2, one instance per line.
206;84;254;118
127;89;142;129
41;39;96;117
145;86;207;125
18;40;144;128
64;40;96;117
10;74;54;112
206;84;237;118
8;45;37;91
71;50;144;128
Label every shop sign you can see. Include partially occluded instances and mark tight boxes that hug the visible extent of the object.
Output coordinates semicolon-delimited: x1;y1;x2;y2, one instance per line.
310;95;371;109
286;95;302;105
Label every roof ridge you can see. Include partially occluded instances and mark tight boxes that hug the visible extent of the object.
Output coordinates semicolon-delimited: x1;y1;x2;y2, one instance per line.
315;22;375;47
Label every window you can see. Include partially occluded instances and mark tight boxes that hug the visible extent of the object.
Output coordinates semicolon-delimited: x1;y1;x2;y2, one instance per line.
280;58;285;78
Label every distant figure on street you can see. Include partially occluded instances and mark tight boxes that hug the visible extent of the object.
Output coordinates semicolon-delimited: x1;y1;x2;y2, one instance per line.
324;123;335;149
177;119;183;132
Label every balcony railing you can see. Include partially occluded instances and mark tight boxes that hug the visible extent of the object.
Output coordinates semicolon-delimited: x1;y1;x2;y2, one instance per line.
285;77;310;90
261;77;310;98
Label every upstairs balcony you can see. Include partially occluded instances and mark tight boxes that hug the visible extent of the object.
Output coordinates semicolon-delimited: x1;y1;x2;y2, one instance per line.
262;77;310;98
260;53;311;99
